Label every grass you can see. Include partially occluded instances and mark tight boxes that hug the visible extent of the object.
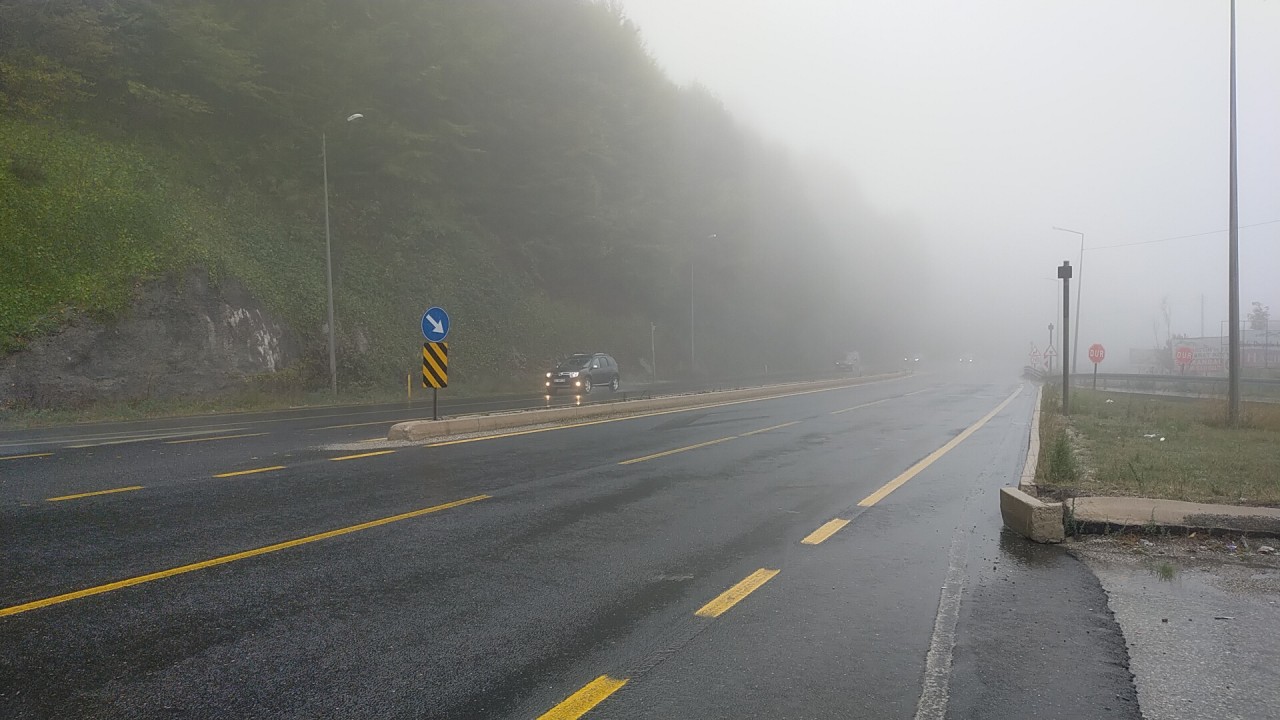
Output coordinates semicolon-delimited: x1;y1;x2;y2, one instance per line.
1037;387;1280;507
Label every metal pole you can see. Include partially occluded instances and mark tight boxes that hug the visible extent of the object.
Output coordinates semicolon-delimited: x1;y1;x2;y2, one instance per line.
690;258;695;373
322;132;338;399
1059;261;1072;415
1047;324;1054;375
651;322;657;382
1228;0;1241;425
1074;235;1084;375
433;387;439;421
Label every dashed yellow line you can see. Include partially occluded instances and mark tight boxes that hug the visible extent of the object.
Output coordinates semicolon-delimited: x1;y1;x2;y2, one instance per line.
329;450;396;462
0;494;491;618
830;397;891;415
801;518;850;545
618;436;737;465
694;568;780;618
739;420;800;437
212;465;287;478
858;387;1021;507
0;452;53;461
536;675;629;720
165;432;269;445
47;486;143;502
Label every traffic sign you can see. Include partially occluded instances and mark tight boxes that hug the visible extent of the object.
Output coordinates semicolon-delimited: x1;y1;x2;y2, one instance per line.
1088;343;1105;364
421;307;450;342
422;342;448;389
1174;346;1194;367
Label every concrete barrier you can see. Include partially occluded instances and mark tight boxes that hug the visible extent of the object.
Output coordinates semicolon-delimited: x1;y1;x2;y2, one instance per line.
1000;486;1064;544
1019;384;1043;493
387;373;906;443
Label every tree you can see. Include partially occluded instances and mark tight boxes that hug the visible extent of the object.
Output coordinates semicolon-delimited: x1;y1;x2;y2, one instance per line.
1249;301;1270;331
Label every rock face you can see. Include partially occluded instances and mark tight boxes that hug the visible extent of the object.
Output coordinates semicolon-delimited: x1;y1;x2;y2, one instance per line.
0;271;298;409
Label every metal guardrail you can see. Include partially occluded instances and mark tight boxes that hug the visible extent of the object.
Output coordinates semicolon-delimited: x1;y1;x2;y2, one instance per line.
1071;373;1280;387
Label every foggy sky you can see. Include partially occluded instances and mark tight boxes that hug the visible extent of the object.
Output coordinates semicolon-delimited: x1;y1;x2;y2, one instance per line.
618;0;1280;366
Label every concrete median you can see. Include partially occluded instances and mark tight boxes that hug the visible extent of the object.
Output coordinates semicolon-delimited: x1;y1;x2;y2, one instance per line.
387;373;907;443
1000;486;1065;544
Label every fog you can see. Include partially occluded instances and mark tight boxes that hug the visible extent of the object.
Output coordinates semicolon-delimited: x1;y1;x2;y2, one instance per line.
619;0;1280;369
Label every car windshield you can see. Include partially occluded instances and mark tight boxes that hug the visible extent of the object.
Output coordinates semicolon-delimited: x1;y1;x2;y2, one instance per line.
556;355;593;370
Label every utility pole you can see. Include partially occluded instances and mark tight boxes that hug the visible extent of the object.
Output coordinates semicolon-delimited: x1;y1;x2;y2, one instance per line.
1227;0;1241;426
651;322;657;382
1058;261;1073;414
1047;323;1055;375
1201;294;1205;338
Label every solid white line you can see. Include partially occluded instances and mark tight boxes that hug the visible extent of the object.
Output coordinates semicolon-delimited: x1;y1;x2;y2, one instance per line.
914;527;969;720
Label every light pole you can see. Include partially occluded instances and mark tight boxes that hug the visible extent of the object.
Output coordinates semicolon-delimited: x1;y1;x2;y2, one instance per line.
651;322;657;382
691;233;716;373
322;112;364;399
1053;226;1086;374
1227;0;1241;425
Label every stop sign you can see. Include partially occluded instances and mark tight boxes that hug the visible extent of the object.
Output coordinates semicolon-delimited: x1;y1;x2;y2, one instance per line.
1088;343;1106;364
1175;346;1194;366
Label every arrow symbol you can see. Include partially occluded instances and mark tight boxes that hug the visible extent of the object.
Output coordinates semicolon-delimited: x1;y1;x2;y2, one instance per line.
427;314;444;335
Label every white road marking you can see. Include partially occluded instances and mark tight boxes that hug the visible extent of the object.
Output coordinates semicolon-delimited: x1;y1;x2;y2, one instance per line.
914;526;969;720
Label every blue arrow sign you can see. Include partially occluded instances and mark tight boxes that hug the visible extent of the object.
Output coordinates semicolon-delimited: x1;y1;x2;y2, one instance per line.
421;306;450;342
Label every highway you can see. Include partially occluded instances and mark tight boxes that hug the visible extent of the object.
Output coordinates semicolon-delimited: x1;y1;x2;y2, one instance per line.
0;370;1140;719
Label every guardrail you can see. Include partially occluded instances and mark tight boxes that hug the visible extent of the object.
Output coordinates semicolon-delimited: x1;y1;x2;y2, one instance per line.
1066;372;1280;400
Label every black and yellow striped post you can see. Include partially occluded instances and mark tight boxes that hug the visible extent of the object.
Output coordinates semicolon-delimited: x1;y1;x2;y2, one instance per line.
422;341;448;420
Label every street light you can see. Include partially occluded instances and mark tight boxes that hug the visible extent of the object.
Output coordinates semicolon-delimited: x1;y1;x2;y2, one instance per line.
691;233;716;373
1052;226;1085;374
321;112;364;399
1227;0;1241;425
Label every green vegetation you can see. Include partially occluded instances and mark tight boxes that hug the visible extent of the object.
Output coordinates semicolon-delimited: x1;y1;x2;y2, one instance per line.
1038;388;1280;507
1;1;911;407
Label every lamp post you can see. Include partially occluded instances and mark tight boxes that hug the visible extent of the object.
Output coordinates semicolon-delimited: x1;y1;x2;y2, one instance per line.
1227;0;1241;425
1053;226;1086;375
651;322;657;382
322;112;364;399
691;233;716;373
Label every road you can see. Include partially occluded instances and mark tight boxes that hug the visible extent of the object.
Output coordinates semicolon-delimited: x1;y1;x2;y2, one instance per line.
0;370;1141;719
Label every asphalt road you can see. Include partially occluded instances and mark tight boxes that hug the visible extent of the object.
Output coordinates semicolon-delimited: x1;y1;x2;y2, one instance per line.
0;369;1140;719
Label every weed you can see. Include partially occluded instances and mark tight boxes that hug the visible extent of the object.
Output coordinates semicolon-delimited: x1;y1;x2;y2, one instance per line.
1155;561;1176;581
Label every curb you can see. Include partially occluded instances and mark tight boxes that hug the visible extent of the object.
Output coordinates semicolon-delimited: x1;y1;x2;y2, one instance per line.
1000;486;1065;543
387;372;908;442
1002;383;1065;544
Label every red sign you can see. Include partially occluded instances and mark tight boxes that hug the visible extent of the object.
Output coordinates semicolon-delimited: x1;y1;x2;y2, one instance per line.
1174;346;1194;366
1088;343;1105;364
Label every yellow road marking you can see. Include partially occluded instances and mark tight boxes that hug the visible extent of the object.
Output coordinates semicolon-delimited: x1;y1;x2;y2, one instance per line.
0;452;53;461
329;450;396;462
739;420;800;437
165;432;269;445
618;436;736;465
212;465;287;478
858;387;1022;508
426;377;905;449
47;486;143;502
536;675;628;720
360;437;386;443
695;568;780;618
0;494;490;618
830;397;891;415
801;518;850;545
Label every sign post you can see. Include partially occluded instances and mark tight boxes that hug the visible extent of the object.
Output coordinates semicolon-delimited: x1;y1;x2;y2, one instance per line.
420;306;451;421
1175;345;1194;375
1088;343;1105;389
1057;261;1072;414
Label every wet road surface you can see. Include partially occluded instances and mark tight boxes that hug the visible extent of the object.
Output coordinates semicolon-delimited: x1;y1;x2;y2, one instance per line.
1;371;1140;718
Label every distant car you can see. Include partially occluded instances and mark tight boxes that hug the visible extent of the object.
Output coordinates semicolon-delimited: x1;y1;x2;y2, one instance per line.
835;351;861;373
544;352;620;394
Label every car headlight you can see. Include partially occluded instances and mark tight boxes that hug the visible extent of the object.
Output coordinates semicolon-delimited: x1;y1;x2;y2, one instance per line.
569;371;579;378
546;372;552;378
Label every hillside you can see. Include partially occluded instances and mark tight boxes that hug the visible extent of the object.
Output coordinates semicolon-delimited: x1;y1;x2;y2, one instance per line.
0;0;905;411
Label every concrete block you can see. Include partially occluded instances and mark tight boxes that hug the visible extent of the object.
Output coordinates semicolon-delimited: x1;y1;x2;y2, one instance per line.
1000;486;1064;544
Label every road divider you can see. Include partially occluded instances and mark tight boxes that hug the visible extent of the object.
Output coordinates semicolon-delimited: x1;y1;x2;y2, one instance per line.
329;450;396;462
801;518;850;545
387;373;907;443
165;432;268;445
0;452;52;461
47;486;143;502
694;568;780;618
0;494;490;618
213;465;287;478
536;675;628;720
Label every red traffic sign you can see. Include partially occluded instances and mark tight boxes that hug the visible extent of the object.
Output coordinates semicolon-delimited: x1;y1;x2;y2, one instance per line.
1088;343;1106;364
1174;346;1194;366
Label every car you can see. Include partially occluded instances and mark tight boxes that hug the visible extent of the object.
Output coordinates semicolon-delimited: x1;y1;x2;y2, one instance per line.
835;350;861;373
544;352;620;394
